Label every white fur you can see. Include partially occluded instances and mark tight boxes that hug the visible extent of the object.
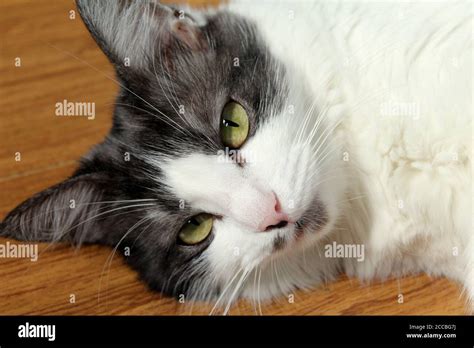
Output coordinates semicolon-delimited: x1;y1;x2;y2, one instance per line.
157;0;473;312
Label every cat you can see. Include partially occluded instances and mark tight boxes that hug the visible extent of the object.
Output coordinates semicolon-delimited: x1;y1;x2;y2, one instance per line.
1;0;472;313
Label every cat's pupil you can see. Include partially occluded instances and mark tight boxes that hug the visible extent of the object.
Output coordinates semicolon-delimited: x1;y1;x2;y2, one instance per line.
222;119;239;128
188;217;200;226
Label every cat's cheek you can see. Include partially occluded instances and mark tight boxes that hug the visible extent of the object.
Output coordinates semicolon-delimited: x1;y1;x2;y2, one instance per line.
203;218;275;277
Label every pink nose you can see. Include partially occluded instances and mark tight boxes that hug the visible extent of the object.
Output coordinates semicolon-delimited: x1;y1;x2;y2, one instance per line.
257;192;289;232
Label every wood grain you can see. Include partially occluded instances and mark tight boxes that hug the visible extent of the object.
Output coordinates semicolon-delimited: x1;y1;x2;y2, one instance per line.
0;0;467;315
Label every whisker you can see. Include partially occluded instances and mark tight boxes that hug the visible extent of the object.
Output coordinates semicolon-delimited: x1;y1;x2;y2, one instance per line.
209;267;244;315
98;215;153;305
223;267;252;315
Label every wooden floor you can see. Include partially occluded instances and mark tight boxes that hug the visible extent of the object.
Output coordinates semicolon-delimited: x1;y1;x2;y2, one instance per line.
0;0;467;315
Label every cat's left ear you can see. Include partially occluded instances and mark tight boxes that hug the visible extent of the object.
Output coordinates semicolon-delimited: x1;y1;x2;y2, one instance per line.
76;0;209;73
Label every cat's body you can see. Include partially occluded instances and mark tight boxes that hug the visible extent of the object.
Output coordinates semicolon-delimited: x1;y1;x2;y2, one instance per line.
228;0;473;306
1;0;472;312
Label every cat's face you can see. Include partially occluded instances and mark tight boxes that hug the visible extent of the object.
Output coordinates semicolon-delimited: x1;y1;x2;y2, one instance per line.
1;0;346;303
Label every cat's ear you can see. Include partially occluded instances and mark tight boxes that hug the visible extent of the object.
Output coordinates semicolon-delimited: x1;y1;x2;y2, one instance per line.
0;172;137;246
76;0;208;72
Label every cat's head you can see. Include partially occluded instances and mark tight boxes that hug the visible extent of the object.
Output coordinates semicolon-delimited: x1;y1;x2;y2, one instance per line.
1;0;346;303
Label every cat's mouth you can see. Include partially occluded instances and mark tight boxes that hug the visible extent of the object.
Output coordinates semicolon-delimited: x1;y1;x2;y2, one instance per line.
270;220;309;254
293;218;313;244
295;219;304;230
294;219;306;240
272;201;328;252
296;198;328;232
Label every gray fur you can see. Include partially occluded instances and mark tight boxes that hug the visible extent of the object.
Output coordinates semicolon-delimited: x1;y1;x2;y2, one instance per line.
1;0;288;299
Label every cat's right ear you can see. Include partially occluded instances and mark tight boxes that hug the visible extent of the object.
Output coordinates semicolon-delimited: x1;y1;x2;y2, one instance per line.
0;172;143;246
76;0;209;75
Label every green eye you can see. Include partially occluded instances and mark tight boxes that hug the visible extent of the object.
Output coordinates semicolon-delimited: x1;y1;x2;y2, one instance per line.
178;213;213;245
220;101;249;148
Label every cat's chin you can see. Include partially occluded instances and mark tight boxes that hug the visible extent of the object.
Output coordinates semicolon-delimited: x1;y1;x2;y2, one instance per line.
237;226;334;304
